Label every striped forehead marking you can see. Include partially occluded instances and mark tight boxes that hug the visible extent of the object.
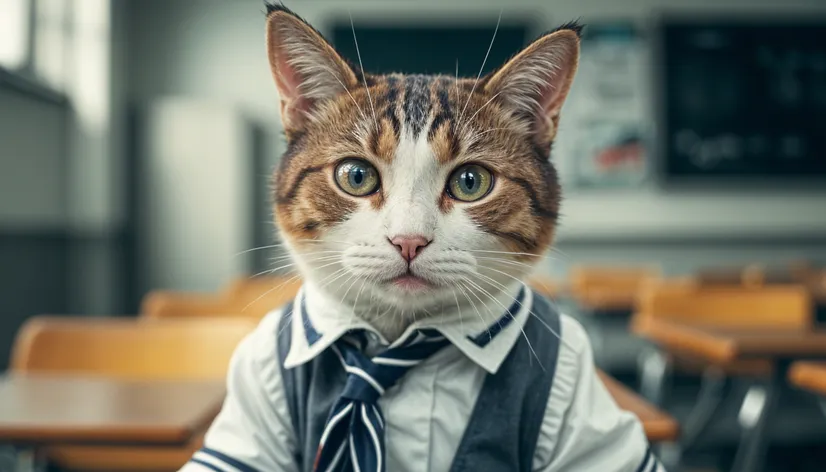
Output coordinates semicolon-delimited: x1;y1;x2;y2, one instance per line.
366;75;464;162
382;76;401;135
402;74;435;138
428;77;454;140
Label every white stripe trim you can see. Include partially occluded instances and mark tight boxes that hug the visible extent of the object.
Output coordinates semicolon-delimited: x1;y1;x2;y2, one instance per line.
345;365;385;395
372;404;384;429
331;345;348;369
638;452;651;472
322;441;347;472
332;344;386;394
362;404;382;472
410;332;424;346
349;433;362;472
372;357;422;367
192;451;243;472
319;403;354;447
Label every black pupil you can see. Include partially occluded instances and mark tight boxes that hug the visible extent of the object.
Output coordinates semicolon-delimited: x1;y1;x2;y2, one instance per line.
461;171;478;192
350;166;366;187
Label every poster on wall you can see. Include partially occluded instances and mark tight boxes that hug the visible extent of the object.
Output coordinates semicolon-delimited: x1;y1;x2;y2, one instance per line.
564;24;650;188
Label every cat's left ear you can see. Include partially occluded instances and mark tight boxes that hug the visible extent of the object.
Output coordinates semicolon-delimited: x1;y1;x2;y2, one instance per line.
265;4;359;135
483;23;581;143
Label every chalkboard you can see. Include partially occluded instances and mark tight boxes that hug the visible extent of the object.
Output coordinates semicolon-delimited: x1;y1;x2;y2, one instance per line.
659;20;826;181
330;22;530;77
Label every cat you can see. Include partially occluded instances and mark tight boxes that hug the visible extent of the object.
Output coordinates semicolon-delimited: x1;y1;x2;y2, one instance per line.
267;4;579;342
178;5;663;471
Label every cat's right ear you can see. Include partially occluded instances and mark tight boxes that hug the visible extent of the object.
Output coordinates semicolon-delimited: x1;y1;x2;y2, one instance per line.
265;4;358;134
483;23;581;145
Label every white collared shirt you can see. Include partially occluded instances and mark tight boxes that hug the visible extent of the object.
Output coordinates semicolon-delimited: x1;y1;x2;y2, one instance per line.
182;283;662;472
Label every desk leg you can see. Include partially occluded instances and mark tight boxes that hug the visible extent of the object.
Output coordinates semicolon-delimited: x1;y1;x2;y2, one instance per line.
669;366;732;469
662;367;730;470
16;448;37;472
679;367;729;451
638;347;671;406
0;446;45;472
730;363;785;472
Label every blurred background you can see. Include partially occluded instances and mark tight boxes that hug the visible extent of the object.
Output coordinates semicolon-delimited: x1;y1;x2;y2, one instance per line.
1;0;826;471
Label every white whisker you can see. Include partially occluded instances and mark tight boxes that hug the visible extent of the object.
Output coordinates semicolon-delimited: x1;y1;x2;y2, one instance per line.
458;280;494;341
459;91;502;135
273;272;304;293
341;274;362;305
476;265;577;353
452;288;465;335
467;274;545;371
318;64;368;122
462;278;507;333
293;238;355;245
466;248;553;258
457;10;502;127
549;246;571;260
244;258;342;313
473;256;536;270
455;282;488;339
236;244;282;256
338;273;360;325
454;58;460;96
466;127;512;143
349;12;379;133
352;278;369;312
316;267;350;290
259;254;341;278
267;250;343;264
276;307;294;337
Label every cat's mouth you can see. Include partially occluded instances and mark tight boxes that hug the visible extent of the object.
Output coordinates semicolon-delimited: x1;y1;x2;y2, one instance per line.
389;273;433;292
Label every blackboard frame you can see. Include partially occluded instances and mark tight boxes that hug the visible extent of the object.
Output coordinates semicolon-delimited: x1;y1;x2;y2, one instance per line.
326;17;537;78
652;12;826;189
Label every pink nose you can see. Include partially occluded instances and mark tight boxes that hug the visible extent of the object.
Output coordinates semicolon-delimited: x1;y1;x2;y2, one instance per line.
390;235;430;262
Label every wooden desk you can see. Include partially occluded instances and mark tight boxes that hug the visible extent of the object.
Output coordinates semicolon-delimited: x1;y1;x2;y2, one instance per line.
789;361;826;397
635;319;826;472
696;267;826;314
634;319;826;365
598;371;679;442
575;288;637;314
0;375;224;445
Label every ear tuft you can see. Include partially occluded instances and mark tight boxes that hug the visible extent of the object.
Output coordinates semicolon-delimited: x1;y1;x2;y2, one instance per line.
483;23;582;142
264;1;292;16
265;4;358;134
547;20;584;38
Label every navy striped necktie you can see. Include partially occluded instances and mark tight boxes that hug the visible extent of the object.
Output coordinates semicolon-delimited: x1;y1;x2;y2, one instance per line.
313;329;450;472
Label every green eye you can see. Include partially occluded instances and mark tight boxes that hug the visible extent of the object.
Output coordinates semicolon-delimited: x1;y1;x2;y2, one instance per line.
335;159;380;196
447;164;494;202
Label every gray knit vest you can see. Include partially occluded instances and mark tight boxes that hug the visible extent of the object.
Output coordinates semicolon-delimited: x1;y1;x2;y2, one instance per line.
276;292;562;472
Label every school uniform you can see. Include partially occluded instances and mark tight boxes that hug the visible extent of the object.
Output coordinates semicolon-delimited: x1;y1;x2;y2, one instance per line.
181;283;663;472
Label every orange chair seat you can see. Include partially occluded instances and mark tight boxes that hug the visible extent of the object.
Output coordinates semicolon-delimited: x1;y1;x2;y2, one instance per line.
11;317;254;471
46;435;202;471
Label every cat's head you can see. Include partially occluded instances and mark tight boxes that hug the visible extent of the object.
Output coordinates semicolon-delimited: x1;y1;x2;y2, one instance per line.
265;4;580;326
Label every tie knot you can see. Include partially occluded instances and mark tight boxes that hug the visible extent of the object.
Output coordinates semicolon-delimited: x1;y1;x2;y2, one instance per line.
333;329;450;404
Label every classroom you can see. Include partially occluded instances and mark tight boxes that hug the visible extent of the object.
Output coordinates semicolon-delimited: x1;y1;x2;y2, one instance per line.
1;0;826;471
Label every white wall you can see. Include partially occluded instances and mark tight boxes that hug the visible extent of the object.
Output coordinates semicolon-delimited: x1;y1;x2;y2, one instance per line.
124;0;826;244
139;99;254;293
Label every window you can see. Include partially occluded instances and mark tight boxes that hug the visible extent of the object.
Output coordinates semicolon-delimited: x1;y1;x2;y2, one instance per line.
0;0;31;70
33;0;70;91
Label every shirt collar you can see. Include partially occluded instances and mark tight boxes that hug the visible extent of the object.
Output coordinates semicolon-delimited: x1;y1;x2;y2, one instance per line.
283;282;532;375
